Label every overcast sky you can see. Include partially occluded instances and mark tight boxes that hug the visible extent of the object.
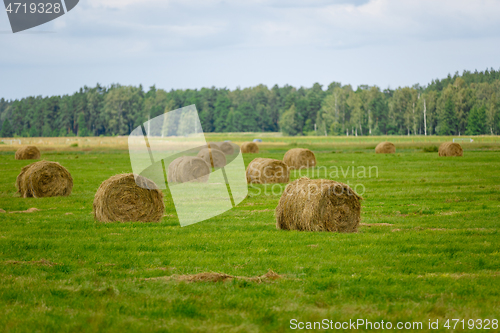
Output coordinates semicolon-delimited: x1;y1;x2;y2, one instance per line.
1;0;500;99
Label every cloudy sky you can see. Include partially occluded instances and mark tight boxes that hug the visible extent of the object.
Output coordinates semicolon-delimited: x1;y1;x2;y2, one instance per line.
1;0;500;99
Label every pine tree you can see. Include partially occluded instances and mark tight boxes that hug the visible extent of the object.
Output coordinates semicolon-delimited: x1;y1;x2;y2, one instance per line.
213;94;233;132
0;119;13;137
279;104;300;136
465;105;487;135
77;113;88;137
437;97;457;135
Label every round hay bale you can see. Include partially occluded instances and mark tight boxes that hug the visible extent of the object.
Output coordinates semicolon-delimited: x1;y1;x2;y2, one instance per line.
167;156;210;183
16;161;73;198
275;177;362;233
438;142;463;157
207;142;221;151
375;142;396;154
197;148;226;168
241;142;259;153
283;148;316;169
93;173;164;223
246;158;289;184
218;141;235;155
15;146;41;160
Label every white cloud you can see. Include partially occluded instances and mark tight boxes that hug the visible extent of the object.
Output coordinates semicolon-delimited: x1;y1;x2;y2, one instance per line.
1;0;500;98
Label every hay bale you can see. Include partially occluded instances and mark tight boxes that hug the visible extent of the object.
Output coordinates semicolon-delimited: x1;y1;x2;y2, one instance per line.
275;177;362;233
207;142;221;151
16;161;73;198
197;148;226;168
241;142;259;153
167;156;210;183
246;158;289;184
283;148;316;169
93;173;164;223
438;142;463;157
15;146;40;160
218;142;235;155
375;142;396;154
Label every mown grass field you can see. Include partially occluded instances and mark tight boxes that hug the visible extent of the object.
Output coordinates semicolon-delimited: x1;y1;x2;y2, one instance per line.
0;136;499;332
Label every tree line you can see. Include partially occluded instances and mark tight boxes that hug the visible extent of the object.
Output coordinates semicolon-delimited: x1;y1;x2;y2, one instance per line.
1;68;499;138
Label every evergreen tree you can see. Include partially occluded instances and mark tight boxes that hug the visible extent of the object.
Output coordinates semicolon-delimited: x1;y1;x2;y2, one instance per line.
279;104;300;136
233;102;258;132
78;113;88;137
437;97;457;135
1;119;13;137
213;94;231;132
42;123;52;137
465;105;487;135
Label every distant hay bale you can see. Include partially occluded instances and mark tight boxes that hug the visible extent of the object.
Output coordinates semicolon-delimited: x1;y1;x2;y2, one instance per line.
197;148;226;168
93;173;164;223
167;156;211;183
218;142;235;155
207;142;221;151
16;161;73;198
438;142;463;157
275;177;362;233
15;146;40;160
283;148;316;169
246;158;289;184
241;142;259;153
375;142;396;154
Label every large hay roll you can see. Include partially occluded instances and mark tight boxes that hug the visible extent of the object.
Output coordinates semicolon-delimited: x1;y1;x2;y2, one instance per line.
218;142;235;155
207;142;221;151
241;142;259;153
197;148;226;168
283;148;316;169
246;158;289;184
375;142;396;154
275;177;361;233
93;173;164;223
15;146;41;160
167;156;210;183
438;142;463;157
16;161;73;198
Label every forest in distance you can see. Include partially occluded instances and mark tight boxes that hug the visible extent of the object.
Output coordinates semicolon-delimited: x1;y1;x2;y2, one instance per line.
0;68;499;138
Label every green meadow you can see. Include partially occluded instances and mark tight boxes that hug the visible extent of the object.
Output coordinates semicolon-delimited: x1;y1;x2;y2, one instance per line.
0;136;499;332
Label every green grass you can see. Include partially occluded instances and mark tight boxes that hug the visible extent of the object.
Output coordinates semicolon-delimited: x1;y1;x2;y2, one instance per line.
0;138;500;332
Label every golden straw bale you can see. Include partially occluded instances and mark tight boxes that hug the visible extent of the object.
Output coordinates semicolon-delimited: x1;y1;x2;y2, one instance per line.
218;142;235;155
283;148;316;169
16;161;73;198
275;177;362;233
207;142;221;151
246;158;289;184
438;142;463;157
15;146;41;160
93;173;164;223
167;156;210;183
241;142;259;153
375;142;396;154
197;148;226;168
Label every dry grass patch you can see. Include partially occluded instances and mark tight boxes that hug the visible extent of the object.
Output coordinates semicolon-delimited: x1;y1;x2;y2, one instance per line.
8;208;41;214
144;269;282;283
359;223;393;227
4;259;59;267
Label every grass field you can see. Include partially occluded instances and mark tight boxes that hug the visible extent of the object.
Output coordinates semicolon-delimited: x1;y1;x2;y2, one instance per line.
1;136;500;332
